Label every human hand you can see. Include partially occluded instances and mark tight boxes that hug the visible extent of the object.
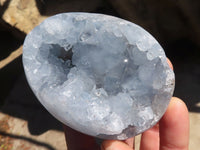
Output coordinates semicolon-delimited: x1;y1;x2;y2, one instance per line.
63;97;189;150
101;97;189;150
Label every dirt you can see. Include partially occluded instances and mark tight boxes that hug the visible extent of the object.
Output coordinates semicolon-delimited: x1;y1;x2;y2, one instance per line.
0;115;13;150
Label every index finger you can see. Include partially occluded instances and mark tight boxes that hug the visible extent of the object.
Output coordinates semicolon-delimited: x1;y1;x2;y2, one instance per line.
167;58;173;70
159;97;189;150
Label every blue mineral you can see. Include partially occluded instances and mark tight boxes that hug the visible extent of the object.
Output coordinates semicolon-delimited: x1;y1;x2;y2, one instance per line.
22;13;175;140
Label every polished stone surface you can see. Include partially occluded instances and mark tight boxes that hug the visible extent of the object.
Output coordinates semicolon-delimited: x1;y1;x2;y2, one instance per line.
23;13;175;139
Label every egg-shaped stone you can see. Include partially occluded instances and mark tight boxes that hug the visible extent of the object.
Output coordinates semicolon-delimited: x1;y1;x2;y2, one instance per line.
22;13;175;140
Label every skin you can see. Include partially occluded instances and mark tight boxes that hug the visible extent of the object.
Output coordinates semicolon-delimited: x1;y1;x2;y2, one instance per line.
64;59;189;150
101;97;189;150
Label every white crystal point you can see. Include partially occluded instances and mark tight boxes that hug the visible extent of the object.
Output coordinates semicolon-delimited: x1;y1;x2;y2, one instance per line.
22;12;175;140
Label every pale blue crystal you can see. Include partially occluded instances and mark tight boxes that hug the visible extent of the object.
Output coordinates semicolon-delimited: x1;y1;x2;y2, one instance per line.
22;13;175;140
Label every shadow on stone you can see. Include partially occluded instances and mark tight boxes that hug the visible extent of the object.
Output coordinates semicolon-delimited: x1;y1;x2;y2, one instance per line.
0;56;23;105
0;0;11;17
1;69;63;135
0;131;56;150
165;39;200;112
0;31;23;60
35;0;119;17
35;0;102;16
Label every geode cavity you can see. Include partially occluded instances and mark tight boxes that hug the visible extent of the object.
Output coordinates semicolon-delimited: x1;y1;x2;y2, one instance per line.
22;13;175;140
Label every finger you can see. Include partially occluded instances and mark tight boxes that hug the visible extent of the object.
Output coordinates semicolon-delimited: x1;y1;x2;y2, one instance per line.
124;137;135;148
167;58;173;70
101;140;133;150
159;97;189;150
63;125;99;150
140;123;160;150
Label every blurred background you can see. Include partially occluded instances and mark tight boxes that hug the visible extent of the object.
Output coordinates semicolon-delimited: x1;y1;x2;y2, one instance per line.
0;0;199;149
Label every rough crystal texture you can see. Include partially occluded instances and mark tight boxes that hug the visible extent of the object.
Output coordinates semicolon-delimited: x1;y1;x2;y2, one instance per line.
22;13;175;140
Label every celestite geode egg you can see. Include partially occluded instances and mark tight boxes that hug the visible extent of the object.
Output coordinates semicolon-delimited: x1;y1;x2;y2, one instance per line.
22;13;175;140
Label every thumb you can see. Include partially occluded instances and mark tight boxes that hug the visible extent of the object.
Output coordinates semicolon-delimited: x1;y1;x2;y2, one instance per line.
101;140;133;150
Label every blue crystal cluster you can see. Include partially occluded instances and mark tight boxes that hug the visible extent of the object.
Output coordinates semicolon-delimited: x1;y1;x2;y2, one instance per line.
23;13;175;139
